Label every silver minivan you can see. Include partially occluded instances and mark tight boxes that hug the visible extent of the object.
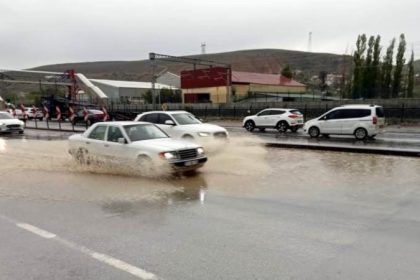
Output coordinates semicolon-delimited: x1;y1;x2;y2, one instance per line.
303;105;385;140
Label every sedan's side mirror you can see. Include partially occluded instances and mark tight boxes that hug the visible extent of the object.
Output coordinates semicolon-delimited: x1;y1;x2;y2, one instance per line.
165;120;175;126
117;137;127;144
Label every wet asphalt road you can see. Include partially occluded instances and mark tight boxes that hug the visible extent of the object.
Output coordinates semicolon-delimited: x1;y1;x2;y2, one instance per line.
1;133;420;279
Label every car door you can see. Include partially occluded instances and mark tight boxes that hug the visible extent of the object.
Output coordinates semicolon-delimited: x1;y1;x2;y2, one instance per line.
102;125;131;162
340;109;371;134
318;109;344;134
254;110;271;127
268;110;286;127
85;124;108;158
156;113;180;138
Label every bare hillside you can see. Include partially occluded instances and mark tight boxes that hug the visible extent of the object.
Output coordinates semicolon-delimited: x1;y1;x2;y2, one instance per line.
32;49;352;81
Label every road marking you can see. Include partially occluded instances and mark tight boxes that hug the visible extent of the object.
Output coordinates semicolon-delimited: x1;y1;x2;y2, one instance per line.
16;223;57;239
0;215;159;280
91;252;157;280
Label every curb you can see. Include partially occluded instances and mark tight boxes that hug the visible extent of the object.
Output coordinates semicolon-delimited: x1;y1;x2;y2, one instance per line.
264;142;420;157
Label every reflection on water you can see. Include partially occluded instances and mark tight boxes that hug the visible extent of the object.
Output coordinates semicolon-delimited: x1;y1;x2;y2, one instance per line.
100;174;208;216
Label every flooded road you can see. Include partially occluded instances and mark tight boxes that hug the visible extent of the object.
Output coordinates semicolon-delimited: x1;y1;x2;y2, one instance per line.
1;135;420;279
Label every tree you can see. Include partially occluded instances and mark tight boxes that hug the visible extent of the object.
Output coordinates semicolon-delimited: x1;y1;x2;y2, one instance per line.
281;64;293;79
392;34;406;98
362;36;375;98
319;71;328;96
407;50;415;98
352;34;367;99
143;88;181;104
381;38;395;98
143;89;153;104
371;35;382;98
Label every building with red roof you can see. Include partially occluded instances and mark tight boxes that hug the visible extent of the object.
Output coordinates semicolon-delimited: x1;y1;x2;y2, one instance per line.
181;67;306;103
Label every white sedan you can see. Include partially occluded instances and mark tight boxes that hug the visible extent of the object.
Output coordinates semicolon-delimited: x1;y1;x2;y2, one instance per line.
68;121;207;172
0;112;24;134
134;111;228;142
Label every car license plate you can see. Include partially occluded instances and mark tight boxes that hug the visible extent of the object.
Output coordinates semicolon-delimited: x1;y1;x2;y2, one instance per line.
185;160;198;166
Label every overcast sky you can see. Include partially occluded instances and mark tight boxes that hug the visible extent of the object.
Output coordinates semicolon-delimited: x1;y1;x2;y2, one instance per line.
1;0;419;69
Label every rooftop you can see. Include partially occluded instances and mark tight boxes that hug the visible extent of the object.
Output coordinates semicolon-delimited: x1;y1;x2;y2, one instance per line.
90;79;175;89
232;71;305;87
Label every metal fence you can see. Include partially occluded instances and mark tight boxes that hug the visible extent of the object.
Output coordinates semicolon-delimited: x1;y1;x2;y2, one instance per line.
20;99;420;132
108;99;420;123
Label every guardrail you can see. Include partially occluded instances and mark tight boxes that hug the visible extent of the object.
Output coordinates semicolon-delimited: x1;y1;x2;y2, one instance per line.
23;119;86;132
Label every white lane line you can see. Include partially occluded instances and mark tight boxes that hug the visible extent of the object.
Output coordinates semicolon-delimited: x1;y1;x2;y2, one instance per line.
0;215;159;280
91;252;157;280
16;223;57;239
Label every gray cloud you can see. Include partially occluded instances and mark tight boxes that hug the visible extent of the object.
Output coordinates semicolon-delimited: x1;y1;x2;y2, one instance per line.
0;0;419;69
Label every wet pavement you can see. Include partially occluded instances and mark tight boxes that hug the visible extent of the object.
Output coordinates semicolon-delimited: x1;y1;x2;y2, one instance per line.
1;132;420;279
21;119;420;156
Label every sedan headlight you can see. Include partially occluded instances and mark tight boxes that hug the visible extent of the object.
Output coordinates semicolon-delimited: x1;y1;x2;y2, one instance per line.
0;122;5;126
197;132;211;137
159;152;177;160
197;147;205;155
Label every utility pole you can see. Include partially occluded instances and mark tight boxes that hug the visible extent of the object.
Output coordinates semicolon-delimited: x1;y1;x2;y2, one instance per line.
308;32;312;52
151;59;156;109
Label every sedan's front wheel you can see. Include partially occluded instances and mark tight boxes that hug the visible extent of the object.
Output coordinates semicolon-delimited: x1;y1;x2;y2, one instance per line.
244;121;255;132
308;126;320;138
137;155;155;175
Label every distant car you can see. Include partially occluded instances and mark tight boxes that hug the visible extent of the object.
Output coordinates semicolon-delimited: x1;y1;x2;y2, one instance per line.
24;107;43;120
134;111;229;141
243;108;304;132
5;108;24;120
72;109;105;126
0;112;24;134
68;121;207;172
303;104;385;140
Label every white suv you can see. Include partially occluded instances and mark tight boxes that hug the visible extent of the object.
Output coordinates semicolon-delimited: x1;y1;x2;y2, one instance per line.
303;104;385;140
134;110;228;141
243;108;304;133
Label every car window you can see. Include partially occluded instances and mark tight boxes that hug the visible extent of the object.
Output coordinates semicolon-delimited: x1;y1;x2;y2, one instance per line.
107;126;125;142
325;109;344;120
142;113;159;123
124;124;168;141
88;125;107;140
342;109;371;118
290;110;302;115
0;112;13;119
270;110;285;115
172;113;201;125
157;113;173;124
376;107;384;117
257;110;271;116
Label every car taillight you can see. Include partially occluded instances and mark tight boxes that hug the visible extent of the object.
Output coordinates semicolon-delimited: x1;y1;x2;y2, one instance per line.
373;116;378;124
288;114;298;119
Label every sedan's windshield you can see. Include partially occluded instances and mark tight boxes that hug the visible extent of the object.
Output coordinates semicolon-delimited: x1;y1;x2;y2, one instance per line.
124;124;168;142
0;112;13;119
172;113;201;125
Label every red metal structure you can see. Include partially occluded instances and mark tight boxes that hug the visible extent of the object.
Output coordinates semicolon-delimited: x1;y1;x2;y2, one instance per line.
181;67;231;89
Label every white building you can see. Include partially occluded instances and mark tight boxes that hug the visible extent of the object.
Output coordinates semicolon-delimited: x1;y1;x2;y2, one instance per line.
156;72;180;89
90;79;175;103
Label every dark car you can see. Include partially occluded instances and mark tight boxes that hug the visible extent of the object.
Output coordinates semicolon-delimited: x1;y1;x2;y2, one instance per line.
72;109;105;126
